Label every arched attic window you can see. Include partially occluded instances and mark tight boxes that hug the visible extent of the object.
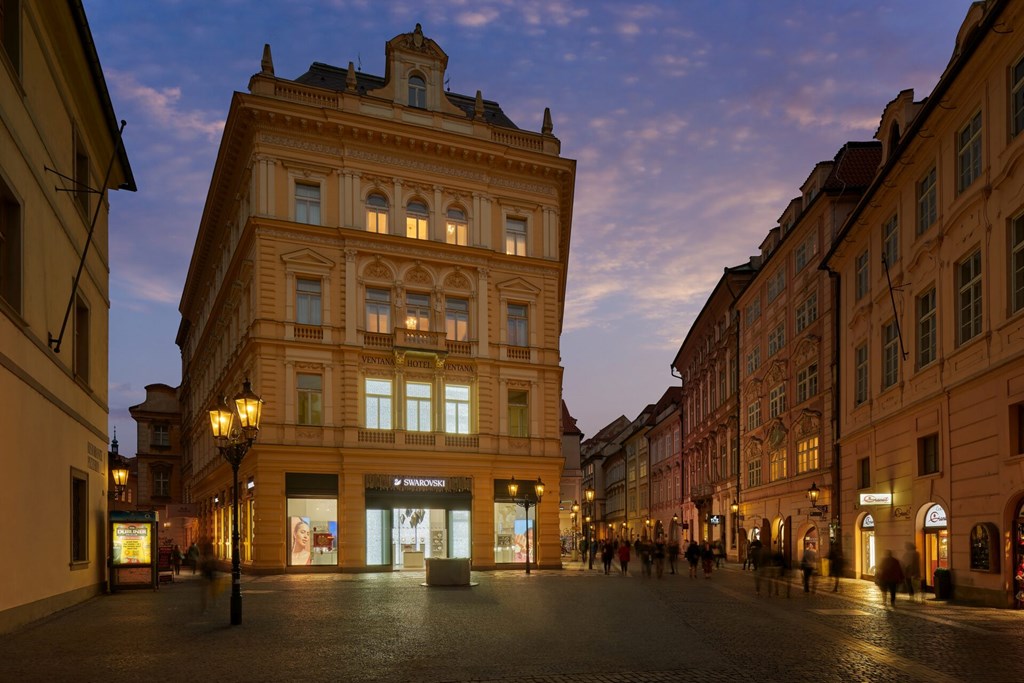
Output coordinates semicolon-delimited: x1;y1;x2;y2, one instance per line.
408;74;426;109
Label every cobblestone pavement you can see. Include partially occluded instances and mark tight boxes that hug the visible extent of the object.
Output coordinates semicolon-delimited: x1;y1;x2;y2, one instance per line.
1;562;1022;682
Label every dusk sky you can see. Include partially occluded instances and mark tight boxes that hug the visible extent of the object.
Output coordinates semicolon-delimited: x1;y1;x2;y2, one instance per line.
84;1;973;457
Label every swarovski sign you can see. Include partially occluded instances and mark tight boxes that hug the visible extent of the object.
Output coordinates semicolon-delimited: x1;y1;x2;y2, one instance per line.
365;474;473;493
393;477;446;488
859;492;892;506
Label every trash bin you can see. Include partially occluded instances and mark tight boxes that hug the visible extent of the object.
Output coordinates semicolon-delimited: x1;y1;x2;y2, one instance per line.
820;558;830;577
934;568;952;599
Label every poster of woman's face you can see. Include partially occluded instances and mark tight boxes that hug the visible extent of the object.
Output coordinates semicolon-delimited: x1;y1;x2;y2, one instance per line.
290;516;311;565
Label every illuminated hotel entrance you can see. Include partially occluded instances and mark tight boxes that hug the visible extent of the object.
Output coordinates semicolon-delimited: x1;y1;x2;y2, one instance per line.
364;474;472;569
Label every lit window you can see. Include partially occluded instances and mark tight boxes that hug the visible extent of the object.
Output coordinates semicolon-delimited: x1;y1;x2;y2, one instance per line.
406;382;432;432
405;292;430;330
446;207;468;245
747;458;762;488
366;193;389;234
508;389;528;437
295;182;321;225
957;112;982;193
957;249;982;345
505;217;527;256
0;175;22;313
298;373;323;426
882;320;899;389
365;379;393;430
769;383;786;418
406;201;429;240
366;288;391;333
445;384;471;434
854;343;868;406
855;250;869;301
769;448;787;482
507;303;528;346
408;74;426;108
445;298;469;341
882;214;899;266
917;287;936;368
296;278;322;326
916;167;937;235
796;363;818;404
796;437;818;473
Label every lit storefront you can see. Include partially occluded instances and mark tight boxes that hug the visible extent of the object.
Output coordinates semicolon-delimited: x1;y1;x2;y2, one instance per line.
921;503;948;589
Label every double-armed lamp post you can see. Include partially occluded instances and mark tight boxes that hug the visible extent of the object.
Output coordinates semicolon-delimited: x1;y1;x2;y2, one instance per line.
209;378;264;626
584;486;595;570
508;476;544;574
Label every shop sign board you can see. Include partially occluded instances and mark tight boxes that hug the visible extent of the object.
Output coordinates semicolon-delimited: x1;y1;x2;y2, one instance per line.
859;493;892;506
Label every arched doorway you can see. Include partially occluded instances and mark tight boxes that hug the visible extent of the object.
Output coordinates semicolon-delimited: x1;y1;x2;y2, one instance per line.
922;502;948;589
859;513;875;579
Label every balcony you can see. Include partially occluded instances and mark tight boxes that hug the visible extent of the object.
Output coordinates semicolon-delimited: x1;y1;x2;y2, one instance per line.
395;327;447;353
294;325;323;342
505;345;531;362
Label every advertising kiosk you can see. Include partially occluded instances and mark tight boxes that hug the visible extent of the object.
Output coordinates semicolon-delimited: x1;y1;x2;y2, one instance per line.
109;510;158;591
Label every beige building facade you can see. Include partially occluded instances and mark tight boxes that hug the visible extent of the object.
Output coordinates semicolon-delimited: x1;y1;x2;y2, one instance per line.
177;26;575;573
823;0;1024;606
0;1;134;632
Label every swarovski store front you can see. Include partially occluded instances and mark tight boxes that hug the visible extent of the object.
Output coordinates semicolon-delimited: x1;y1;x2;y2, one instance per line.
365;474;472;569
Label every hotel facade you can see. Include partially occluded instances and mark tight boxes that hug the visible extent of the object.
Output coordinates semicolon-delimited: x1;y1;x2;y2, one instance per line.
177;26;575;573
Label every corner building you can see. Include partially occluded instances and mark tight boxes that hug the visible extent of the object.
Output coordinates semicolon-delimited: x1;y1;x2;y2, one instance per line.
177;26;575;572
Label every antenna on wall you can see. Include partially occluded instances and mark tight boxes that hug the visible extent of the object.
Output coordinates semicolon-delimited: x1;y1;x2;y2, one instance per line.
357;53;362;72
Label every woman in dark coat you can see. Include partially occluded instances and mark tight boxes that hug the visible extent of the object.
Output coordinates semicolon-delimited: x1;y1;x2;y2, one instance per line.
876;550;904;606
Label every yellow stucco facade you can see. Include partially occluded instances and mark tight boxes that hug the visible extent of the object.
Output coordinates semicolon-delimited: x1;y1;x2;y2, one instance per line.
177;26;575;573
0;1;134;632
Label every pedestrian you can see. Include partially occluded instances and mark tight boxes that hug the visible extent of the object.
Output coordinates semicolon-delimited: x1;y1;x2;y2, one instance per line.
902;542;922;602
773;550;792;598
700;540;714;578
198;537;218;614
747;537;762;571
654;536;666;579
876;549;904;607
601;540;614;574
754;544;772;596
685;539;700;578
668;538;680;575
171;544;183;576
186;542;200;575
800;544;817;593
618;540;631;576
713;540;725;568
640;539;653;578
827;545;843;592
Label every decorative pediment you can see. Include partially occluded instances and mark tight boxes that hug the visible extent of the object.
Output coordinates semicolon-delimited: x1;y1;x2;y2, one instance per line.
794;409;821;438
743;437;763;459
743;379;762;402
766;419;787;449
765;360;787;386
281;248;334;272
793;335;819;367
444;269;472;291
405;266;433;286
495;276;541;296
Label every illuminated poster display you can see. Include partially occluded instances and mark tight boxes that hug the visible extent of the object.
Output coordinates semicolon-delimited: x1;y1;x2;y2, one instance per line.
112;522;153;565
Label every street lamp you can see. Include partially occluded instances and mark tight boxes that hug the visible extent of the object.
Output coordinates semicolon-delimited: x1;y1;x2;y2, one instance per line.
110;462;129;500
209;377;263;626
584;486;595;570
807;482;821;509
508;476;544;574
571;500;580;561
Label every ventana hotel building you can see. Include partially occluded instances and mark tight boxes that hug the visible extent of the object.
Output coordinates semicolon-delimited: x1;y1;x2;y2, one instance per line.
177;26;576;572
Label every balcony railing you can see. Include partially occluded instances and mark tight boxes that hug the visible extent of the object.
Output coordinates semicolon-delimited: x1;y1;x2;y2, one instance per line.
364;332;394;350
395;327;447;352
294;325;323;342
506;345;531;361
445;340;472;356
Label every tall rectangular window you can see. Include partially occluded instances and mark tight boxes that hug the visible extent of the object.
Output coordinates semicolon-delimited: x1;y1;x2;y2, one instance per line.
296;278;322;325
366;193;389;234
446;208;468;246
796;363;818;404
445;298;469;341
0;175;21;312
855;250;869;301
767;322;785;356
152;424;170;447
508;389;528;437
747;400;761;430
769;448;787;482
854;343;868;406
746;347;761;375
154;470;170;497
917;167;937;235
769;383;786;418
1;0;22;74
746;297;761;324
882;214;899;266
795;292;817;333
919;434;940;475
74;295;89;384
882;319;899;389
957;111;982;193
365;379;393;430
406;382;432;432
1012;214;1024;314
766;269;785;303
796;437;819;473
505;217;527;256
917;287;936;368
507;303;528;346
405;292;430;330
857;457;871;489
957;249;982;345
794;234;816;272
445;384;470;434
366;288;391;333
747;458;762;488
298;373;323;425
406;201;429;240
71;470;88;563
1014;56;1024;137
295;182;321;225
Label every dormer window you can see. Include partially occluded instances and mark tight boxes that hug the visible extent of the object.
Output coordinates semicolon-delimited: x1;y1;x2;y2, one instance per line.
408;74;426;109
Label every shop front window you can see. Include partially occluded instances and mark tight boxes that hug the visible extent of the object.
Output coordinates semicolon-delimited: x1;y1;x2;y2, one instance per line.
494;501;533;564
860;514;875;578
287;498;338;566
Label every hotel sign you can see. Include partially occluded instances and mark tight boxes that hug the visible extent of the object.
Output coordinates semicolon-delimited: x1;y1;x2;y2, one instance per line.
859;493;892;506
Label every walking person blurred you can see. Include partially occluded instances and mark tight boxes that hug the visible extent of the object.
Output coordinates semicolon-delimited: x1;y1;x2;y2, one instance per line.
654;536;666;579
700;540;714;579
827;545;844;592
876;550;904;607
685;539;700;578
601;540;614;575
668;538;680;575
902;542;922;602
618;540;631;576
800;545;817;593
